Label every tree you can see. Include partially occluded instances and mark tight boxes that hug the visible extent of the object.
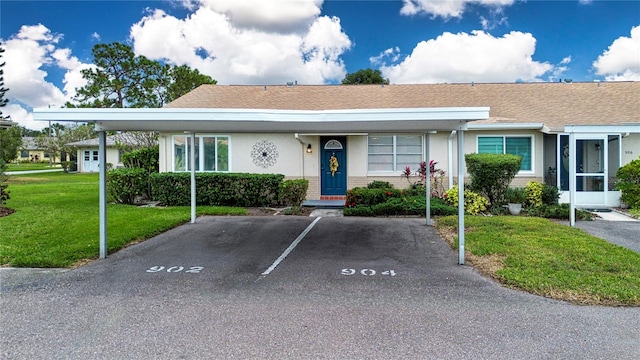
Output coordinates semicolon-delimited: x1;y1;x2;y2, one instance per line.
341;68;389;85
0;126;22;163
68;42;216;109
1;42;9;119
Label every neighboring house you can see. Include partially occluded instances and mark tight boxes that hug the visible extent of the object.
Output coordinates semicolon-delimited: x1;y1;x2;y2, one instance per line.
34;82;640;208
67;136;123;172
18;137;50;163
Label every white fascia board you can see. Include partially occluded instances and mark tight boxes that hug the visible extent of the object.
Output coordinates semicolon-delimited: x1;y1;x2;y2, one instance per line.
467;123;545;131
33;107;489;132
564;124;640;134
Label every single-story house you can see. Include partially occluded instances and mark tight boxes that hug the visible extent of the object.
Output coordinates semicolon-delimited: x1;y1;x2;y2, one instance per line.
33;81;639;261
67;136;124;172
158;82;639;207
17;137;51;163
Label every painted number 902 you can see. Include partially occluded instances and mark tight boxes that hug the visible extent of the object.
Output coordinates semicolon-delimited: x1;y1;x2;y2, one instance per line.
341;268;396;276
146;266;204;273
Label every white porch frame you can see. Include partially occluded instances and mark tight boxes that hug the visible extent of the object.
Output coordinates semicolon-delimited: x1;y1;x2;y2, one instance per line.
34;107;490;264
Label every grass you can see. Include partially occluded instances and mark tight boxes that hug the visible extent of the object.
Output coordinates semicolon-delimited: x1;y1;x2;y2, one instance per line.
0;172;246;268
437;215;640;306
6;162;62;171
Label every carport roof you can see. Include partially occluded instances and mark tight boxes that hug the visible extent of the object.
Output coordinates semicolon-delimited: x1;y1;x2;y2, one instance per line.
33;106;489;132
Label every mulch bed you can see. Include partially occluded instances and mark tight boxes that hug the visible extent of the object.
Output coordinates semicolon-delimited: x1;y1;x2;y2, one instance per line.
0;207;15;217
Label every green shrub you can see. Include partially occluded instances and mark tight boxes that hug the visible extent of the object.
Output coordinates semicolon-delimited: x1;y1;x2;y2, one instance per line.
443;185;489;215
280;179;309;207
525;181;544;207
122;145;159;173
367;180;394;189
525;203;592;220
345;187;403;208
465;153;522;210
60;161;76;173
616;158;640;209
343;196;456;217
107;168;148;204
541;184;560;206
150;172;284;207
343;205;375;217
0;160;9;207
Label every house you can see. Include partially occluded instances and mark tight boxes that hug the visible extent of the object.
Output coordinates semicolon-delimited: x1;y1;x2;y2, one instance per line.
66;136;124;172
158;82;640;207
17;137;51;163
35;82;640;207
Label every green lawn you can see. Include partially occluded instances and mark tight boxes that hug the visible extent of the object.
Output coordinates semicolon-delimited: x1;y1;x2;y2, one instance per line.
0;172;245;267
437;215;640;306
6;163;62;171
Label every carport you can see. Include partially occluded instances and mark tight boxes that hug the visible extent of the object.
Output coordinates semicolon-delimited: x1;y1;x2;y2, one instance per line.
33;106;489;264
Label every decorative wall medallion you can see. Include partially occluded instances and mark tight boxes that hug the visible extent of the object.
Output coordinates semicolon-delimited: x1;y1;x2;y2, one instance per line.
251;140;279;168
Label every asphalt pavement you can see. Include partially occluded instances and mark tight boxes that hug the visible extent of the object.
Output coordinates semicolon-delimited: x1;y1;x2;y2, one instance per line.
1;216;638;359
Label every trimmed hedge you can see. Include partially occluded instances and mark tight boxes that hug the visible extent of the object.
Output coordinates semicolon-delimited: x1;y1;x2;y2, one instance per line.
107;168;148;204
150;172;285;207
465;153;522;209
344;185;456;217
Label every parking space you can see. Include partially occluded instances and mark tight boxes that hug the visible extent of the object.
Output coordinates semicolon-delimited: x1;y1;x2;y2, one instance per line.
57;216;484;296
3;216;640;359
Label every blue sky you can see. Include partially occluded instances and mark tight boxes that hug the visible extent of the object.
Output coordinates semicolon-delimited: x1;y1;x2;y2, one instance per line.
1;0;639;130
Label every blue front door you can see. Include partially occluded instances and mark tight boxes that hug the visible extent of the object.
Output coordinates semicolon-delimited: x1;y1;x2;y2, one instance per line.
321;137;347;196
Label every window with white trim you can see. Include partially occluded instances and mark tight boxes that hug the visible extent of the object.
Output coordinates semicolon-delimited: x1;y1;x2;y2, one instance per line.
477;136;532;171
368;135;423;172
172;135;229;172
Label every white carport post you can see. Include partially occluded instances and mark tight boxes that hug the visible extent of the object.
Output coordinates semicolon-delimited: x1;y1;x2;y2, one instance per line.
569;131;576;227
98;131;107;259
190;132;196;224
457;130;465;265
425;132;431;226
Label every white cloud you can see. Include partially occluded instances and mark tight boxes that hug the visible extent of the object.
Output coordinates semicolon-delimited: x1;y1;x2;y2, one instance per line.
370;47;401;66
130;2;351;85
401;0;515;19
2;24;91;130
91;32;101;41
378;30;554;84
593;25;640;81
200;0;323;33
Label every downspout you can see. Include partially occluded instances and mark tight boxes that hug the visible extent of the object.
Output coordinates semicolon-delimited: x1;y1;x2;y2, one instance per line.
294;133;305;179
448;130;456;189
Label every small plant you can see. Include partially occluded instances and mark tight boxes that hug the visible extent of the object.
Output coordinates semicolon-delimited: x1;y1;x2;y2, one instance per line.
525;181;544;207
506;187;527;204
279;179;309;207
401;160;447;196
443;185;489;215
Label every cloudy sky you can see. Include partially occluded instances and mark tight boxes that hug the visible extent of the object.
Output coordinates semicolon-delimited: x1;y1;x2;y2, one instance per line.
1;0;639;130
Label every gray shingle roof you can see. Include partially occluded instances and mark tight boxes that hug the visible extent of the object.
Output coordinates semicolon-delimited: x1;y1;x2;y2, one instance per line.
166;82;640;132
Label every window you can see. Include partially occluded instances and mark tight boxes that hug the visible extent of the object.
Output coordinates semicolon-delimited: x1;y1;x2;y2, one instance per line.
20;150;29;158
368;135;422;171
173;135;229;172
478;136;532;171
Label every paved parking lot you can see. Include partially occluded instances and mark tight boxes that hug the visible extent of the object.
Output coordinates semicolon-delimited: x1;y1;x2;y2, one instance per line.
1;216;639;359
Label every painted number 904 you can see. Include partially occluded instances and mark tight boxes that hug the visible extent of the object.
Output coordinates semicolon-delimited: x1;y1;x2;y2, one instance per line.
341;268;396;276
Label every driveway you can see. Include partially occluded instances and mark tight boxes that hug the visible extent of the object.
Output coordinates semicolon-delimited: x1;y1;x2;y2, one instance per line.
1;216;638;359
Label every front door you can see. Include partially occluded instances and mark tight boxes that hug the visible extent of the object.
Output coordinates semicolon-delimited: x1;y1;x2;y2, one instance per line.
321;137;347;196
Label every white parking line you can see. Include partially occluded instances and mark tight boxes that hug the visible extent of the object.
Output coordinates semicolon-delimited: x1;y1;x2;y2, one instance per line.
261;217;322;276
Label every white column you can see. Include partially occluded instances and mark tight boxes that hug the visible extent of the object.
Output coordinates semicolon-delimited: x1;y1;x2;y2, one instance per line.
190;132;196;224
425;132;431;226
457;130;465;265
569;132;576;227
98;131;107;259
